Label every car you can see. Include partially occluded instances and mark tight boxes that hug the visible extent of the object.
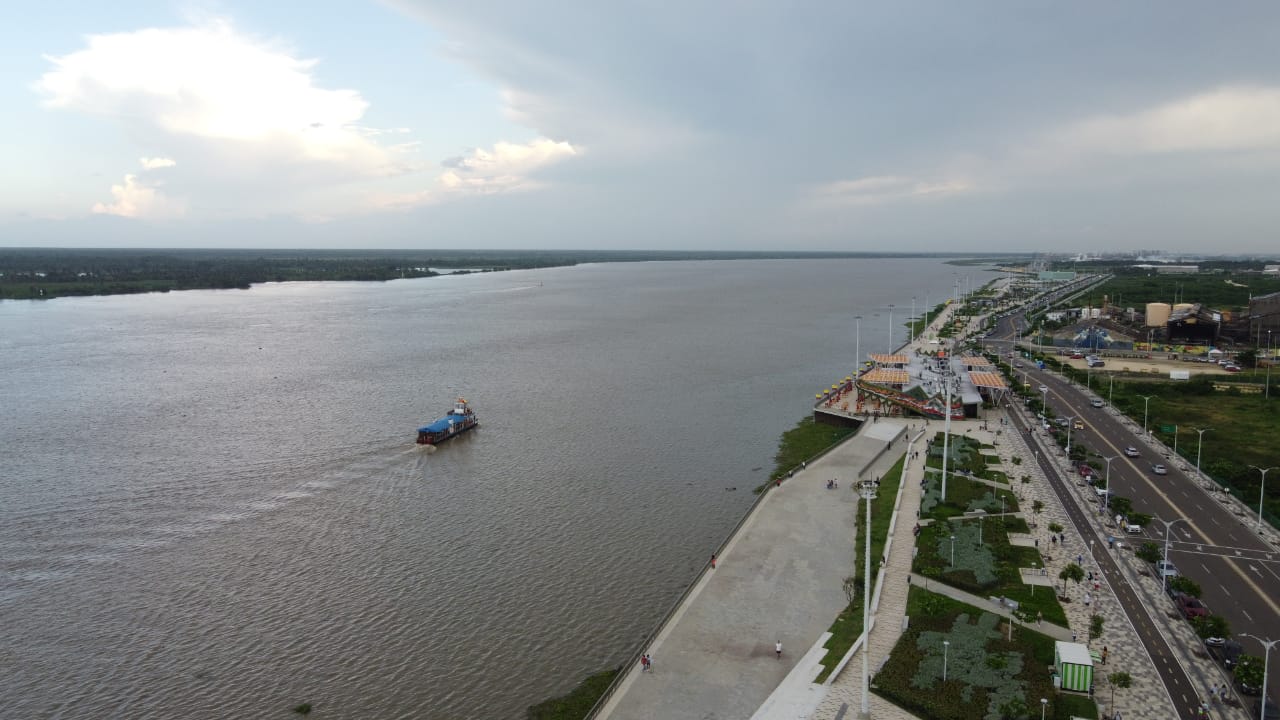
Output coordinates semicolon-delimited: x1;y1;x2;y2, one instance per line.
1208;639;1244;669
1090;398;1104;408
1070;352;1084;359
1124;523;1142;534
1223;364;1241;372
1038;384;1048;392
1177;595;1209;619
1094;487;1114;499
1078;464;1095;478
1124;446;1140;458
1014;361;1024;368
1155;560;1179;578
1073;419;1084;430
1152;463;1168;475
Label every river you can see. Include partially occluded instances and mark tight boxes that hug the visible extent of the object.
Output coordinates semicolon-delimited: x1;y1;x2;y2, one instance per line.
0;258;995;719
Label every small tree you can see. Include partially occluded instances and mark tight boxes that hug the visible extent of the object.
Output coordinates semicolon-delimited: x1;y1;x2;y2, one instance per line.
1166;575;1202;598
1191;614;1230;640
1059;562;1085;595
1033;499;1045;516
1109;496;1132;517
843;576;861;605
1108;671;1132;713
1135;542;1162;564
1236;655;1265;690
1128;512;1152;528
1048;522;1064;535
1089;614;1105;646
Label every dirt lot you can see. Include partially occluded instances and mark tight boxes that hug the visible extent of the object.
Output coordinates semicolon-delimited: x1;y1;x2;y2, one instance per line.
1058;356;1240;377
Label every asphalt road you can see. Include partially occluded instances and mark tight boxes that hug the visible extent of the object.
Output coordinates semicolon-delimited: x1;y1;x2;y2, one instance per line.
986;309;1280;711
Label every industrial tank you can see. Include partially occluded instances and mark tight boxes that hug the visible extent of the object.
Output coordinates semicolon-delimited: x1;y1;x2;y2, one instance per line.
1173;303;1195;314
1145;303;1171;326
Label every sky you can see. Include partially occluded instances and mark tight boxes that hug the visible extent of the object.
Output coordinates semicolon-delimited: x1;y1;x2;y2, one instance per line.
2;1;1279;253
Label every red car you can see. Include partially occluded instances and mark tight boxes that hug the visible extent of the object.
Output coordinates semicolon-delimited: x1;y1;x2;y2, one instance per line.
1178;595;1209;619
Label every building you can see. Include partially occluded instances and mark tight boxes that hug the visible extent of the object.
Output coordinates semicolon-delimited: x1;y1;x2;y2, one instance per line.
1249;291;1280;347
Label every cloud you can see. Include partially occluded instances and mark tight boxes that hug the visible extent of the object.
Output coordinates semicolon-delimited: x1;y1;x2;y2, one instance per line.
92;174;185;219
370;137;577;209
813;175;974;206
139;157;176;170
1054;86;1280;156
36;20;407;219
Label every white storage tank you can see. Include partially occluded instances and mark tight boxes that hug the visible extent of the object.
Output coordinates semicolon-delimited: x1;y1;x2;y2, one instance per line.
1146;303;1171;326
1173;303;1195;314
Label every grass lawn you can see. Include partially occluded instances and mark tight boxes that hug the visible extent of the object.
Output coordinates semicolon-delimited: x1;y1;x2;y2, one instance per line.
915;467;1067;627
525;668;619;720
874;587;1097;720
763;416;857;491
813;455;905;683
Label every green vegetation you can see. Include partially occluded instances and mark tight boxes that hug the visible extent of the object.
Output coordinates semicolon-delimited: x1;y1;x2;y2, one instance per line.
814;456;905;683
1107;672;1132;714
1236;655;1265;691
913;456;1066;627
1166;575;1201;598
763;416;856;491
1191;614;1230;640
876;587;1095;720
1071;264;1280;314
1135;542;1162;564
292;704;312;715
525;668;619;720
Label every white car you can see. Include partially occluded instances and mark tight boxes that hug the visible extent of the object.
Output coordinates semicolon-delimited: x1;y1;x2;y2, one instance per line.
1152;464;1168;475
1090;399;1104;408
1124;446;1140;458
1038;384;1048;393
1155;560;1179;578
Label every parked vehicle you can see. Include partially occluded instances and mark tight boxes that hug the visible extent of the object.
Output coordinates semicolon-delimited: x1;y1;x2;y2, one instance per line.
1177;595;1209;619
1208;639;1243;669
1125;523;1142;534
1152;464;1168;475
1155;560;1179;578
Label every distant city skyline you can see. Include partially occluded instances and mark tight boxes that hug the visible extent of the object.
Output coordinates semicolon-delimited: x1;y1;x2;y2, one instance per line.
3;2;1279;252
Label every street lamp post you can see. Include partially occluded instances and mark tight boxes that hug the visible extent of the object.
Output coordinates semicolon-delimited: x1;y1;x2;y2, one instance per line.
950;534;956;567
855;315;862;378
943;640;950;682
1250;466;1277;533
979;514;984;545
1065;416;1075;457
1103;456;1116;510
942;358;953;501
1139;395;1154;434
1194;427;1211;477
858;480;877;719
1040;387;1049;415
888;304;895;350
1171;424;1178;458
1108;373;1115;408
1157;517;1188;594
1040;698;1048;720
1240;634;1278;720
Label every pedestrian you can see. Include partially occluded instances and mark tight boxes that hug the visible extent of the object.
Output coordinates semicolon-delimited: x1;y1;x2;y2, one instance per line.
1077;554;1083;565
711;554;717;569
775;641;783;659
1072;632;1077;642
641;654;650;672
1084;592;1091;606
1102;646;1108;664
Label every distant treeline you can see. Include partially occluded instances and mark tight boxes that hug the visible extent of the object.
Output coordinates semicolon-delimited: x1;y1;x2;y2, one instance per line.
0;248;1013;300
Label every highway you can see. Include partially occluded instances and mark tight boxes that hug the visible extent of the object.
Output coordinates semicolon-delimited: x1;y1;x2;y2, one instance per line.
986;308;1280;713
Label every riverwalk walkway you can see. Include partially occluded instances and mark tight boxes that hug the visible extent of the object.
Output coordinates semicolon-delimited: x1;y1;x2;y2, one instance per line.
594;422;910;720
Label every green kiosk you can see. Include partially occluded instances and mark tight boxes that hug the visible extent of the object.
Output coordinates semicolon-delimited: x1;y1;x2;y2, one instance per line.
1054;641;1094;692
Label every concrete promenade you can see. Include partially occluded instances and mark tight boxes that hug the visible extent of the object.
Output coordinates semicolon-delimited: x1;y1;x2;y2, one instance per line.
595;421;909;720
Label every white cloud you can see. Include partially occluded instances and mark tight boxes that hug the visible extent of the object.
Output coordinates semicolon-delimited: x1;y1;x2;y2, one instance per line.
812;175;973;206
1056;86;1280;156
372;138;577;209
92;174;185;219
139;157;176;170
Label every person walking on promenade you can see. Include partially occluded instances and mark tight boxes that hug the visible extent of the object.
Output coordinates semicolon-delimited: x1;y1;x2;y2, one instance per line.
711;554;717;569
641;654;651;672
775;641;783;660
1101;646;1108;664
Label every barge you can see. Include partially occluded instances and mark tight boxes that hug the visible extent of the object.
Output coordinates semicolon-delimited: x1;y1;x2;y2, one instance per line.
416;398;478;445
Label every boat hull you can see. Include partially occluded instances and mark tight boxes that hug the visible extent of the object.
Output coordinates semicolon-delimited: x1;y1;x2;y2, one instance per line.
416;418;478;445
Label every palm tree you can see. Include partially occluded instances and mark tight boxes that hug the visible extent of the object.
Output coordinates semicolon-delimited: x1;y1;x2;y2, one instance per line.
1108;672;1131;715
1058;562;1084;595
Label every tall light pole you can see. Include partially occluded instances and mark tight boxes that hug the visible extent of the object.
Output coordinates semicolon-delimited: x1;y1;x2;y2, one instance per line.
1040;698;1048;720
1170;424;1178;459
1064;416;1075;457
1139;395;1154;434
1194;427;1210;477
943;639;951;682
1103;456;1116;510
1157;517;1188;594
1250;466;1276;533
950;534;956;567
1108;373;1115;408
942;358;953;501
858;480;877;719
1240;633;1278;720
855;315;863;377
1040;386;1049;416
888;304;895;350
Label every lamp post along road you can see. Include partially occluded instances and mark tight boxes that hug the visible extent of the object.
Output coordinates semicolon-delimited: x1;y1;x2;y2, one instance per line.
1250;466;1277;533
858;480;877;719
1157;517;1188;594
1108;373;1114;408
1194;427;1210;477
1171;425;1178;458
950;535;956;567
1064;416;1075;457
1103;456;1116;510
942;357;952;501
1139;395;1154;434
942;640;950;682
1240;634;1278;720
